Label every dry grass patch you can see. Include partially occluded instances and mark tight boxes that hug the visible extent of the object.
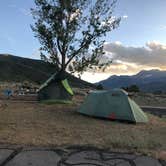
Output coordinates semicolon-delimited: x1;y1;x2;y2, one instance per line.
0;99;165;159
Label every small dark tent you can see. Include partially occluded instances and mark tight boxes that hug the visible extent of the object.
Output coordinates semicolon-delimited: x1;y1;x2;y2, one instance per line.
38;73;74;101
77;89;148;123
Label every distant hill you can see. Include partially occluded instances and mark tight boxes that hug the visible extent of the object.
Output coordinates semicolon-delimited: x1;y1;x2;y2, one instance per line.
0;54;94;88
0;54;57;84
98;70;166;92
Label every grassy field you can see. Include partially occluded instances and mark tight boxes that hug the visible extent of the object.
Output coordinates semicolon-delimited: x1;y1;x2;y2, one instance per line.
0;97;165;160
131;93;166;107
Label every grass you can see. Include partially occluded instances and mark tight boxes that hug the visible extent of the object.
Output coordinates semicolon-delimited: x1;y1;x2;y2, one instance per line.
132;93;166;107
40;99;73;105
161;116;166;121
0;98;165;159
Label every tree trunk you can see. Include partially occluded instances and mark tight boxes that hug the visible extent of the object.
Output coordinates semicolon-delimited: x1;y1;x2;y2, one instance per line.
55;69;66;81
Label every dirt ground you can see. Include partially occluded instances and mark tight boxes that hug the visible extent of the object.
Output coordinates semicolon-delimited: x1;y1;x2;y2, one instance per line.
0;97;166;160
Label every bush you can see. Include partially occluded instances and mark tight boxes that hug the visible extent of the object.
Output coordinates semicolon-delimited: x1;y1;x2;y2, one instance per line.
96;84;104;90
122;85;140;92
153;90;163;95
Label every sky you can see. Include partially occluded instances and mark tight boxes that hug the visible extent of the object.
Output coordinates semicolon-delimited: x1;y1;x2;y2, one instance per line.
0;0;166;83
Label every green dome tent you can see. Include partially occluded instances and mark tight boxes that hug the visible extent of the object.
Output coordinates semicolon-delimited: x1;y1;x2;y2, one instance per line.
78;89;148;123
38;73;74;101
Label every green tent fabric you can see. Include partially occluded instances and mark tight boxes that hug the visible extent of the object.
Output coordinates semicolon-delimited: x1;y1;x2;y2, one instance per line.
38;73;57;92
77;89;148;123
38;73;73;101
61;79;74;96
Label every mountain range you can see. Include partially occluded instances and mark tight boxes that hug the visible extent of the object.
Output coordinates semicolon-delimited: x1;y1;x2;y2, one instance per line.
0;54;94;88
99;70;166;92
0;54;165;92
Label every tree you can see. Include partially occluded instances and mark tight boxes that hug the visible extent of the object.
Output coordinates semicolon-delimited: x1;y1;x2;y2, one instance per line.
122;85;140;93
31;0;121;78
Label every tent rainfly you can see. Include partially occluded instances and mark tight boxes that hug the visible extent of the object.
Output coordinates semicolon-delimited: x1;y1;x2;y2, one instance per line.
38;73;74;101
77;89;148;123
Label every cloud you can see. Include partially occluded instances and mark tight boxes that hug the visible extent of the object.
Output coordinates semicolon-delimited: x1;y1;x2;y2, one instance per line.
146;41;166;50
122;15;128;19
83;41;166;81
103;61;161;75
19;8;32;16
8;4;32;17
77;72;111;83
159;25;166;30
104;41;166;68
114;41;122;45
88;41;166;75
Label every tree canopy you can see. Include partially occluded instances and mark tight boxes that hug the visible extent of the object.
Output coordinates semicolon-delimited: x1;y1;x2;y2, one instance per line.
31;0;121;75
